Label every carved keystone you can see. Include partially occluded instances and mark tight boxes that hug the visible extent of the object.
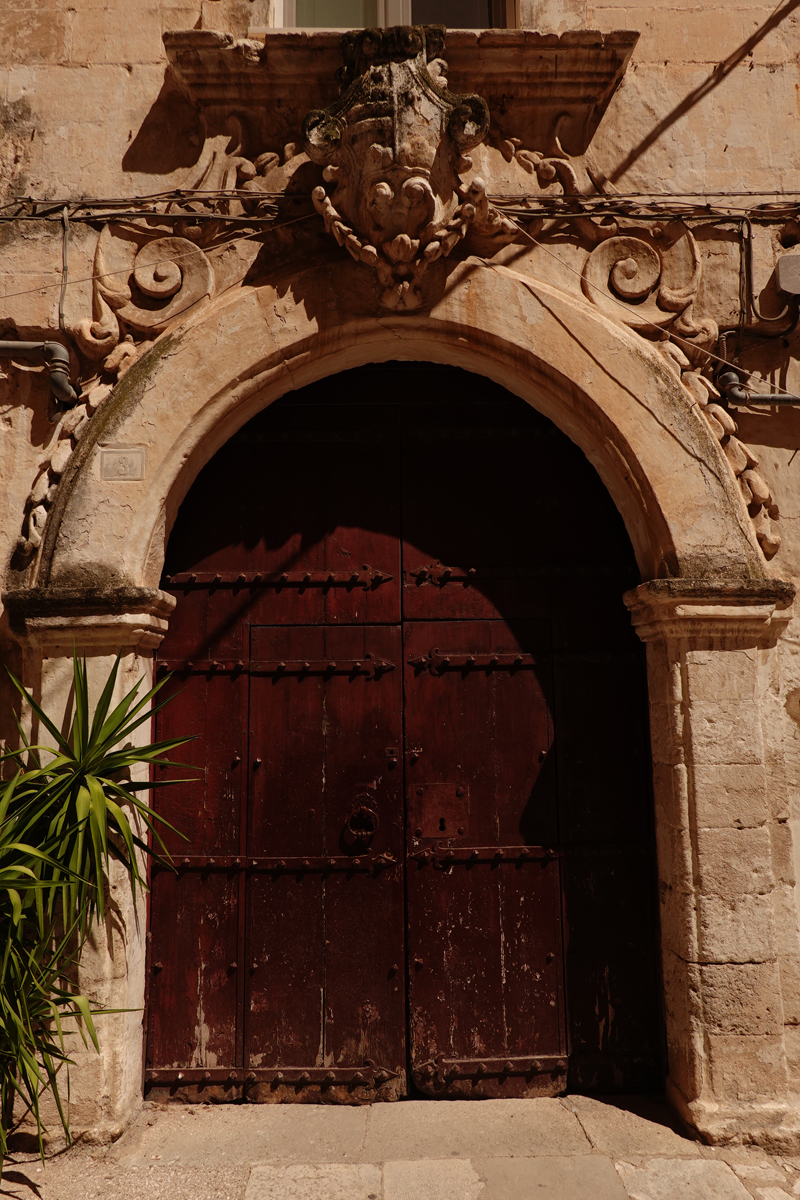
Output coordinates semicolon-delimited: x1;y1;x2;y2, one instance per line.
302;25;489;311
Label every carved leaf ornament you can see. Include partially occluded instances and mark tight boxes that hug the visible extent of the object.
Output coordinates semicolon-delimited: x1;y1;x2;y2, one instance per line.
75;226;214;363
581;223;712;343
302;25;489;310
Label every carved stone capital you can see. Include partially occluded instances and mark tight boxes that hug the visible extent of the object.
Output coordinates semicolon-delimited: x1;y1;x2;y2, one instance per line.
3;587;175;656
624;578;795;646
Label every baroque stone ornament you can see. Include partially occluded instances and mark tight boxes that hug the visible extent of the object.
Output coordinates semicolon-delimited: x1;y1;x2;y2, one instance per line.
581;222;718;355
302;26;490;310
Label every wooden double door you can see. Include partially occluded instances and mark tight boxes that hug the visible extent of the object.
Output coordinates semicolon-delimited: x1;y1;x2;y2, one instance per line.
146;365;662;1103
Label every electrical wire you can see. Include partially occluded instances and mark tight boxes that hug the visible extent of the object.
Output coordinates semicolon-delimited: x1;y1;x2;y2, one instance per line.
58;207;69;338
496;212;800;402
0;213;319;304
1;198;797;403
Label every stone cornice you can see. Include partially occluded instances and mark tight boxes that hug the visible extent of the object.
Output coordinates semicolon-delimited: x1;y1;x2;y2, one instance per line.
164;27;639;156
3;587;176;654
624;578;796;645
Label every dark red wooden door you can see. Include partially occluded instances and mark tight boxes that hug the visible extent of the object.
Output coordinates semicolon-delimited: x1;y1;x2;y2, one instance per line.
245;624;405;1099
405;619;565;1096
146;365;661;1103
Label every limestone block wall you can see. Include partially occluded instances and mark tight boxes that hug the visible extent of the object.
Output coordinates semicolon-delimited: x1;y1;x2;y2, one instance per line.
1;0;800;1148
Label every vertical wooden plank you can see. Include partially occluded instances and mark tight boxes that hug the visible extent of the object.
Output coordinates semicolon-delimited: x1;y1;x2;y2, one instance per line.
153;672;247;857
404;618;566;1084
246;872;325;1068
499;859;565;1058
147;869;240;1069
490;620;556;852
404;620;504;1068
322;626;405;1076
246;626;327;1067
150;667;247;1072
249;626;326;858
324;870;405;1075
563;848;661;1092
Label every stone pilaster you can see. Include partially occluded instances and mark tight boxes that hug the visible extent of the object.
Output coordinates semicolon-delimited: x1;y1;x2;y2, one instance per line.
626;578;800;1149
3;586;174;1142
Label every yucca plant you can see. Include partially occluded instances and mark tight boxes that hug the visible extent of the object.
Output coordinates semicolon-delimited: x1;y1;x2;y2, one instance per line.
0;653;191;1165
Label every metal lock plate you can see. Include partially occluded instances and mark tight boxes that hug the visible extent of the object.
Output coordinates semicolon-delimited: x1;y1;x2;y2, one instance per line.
410;783;470;839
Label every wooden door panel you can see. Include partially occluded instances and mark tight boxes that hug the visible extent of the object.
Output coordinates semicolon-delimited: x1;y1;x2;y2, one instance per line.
246;624;406;1098
324;869;405;1094
317;624;403;854
563;848;661;1092
499;860;564;1056
407;857;566;1097
404;618;565;1096
246;872;325;1066
250;625;327;858
554;659;652;846
241;403;401;627
152;670;248;858
147;868;240;1070
403;620;552;846
412;862;503;1059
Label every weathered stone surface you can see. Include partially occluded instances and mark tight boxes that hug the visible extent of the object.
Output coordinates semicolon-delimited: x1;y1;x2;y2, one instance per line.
692;764;770;830
707;1034;789;1104
245;1163;382;1200
695;827;774;898
475;1155;629;1199
566;1095;699;1158
697;892;777;963
362;1098;591;1160
382;1160;483;1200
614;1157;753;1199
700;962;784;1036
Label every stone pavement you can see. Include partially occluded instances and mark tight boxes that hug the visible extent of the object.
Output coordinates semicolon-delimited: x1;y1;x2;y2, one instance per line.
4;1097;800;1200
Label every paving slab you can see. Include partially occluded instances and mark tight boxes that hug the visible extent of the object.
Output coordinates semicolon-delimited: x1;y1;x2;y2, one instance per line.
1;1155;252;1200
3;1099;800;1200
245;1163;382;1200
567;1095;700;1158
476;1154;630;1199
731;1162;794;1186
615;1157;755;1200
360;1097;592;1160
383;1159;485;1199
114;1103;370;1166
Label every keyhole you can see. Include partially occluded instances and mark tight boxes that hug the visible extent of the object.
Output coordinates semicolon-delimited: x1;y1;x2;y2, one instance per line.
439;817;446;832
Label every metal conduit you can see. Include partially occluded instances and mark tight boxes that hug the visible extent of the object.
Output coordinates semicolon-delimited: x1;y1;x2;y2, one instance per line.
718;370;800;406
0;340;80;408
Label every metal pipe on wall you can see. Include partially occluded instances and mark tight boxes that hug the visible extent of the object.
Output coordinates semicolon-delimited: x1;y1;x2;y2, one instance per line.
0;340;81;408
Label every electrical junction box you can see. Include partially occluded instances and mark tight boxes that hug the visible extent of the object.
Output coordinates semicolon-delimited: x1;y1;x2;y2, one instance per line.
776;254;800;295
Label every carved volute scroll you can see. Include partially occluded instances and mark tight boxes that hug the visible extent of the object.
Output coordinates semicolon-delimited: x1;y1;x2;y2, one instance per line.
302;26;490;310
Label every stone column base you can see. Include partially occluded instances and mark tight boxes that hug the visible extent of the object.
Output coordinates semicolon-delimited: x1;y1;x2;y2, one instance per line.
668;1079;800;1154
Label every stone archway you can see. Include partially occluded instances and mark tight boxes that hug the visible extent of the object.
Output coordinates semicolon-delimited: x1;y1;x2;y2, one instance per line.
5;259;797;1147
33;257;765;592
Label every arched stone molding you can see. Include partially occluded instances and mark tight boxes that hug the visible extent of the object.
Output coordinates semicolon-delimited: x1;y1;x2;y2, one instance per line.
4;258;798;1148
23;255;767;596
